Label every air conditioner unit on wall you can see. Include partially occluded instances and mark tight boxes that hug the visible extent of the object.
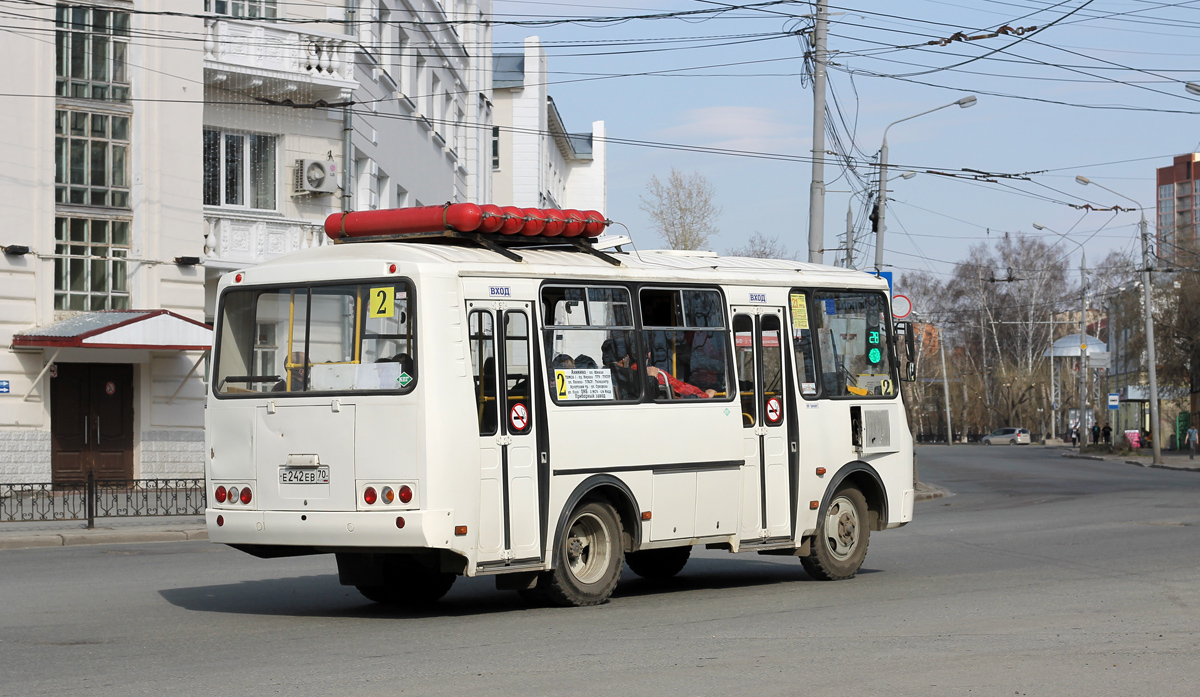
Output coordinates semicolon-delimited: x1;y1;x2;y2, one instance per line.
293;159;338;195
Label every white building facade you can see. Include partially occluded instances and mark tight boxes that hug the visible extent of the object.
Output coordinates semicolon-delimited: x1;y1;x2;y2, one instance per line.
0;0;495;483
0;1;210;483
492;37;606;214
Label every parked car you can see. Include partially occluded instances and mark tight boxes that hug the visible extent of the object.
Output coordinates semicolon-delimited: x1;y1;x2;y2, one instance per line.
982;427;1031;445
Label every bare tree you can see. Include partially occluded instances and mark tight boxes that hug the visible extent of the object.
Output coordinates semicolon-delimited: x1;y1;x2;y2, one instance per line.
725;232;797;260
639;167;721;250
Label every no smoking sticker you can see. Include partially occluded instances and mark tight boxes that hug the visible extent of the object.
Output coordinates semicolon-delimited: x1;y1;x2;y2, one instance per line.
510;403;529;432
765;396;782;424
105;381;116;395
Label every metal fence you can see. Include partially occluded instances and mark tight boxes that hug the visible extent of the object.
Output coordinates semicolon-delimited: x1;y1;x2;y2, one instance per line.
0;474;206;527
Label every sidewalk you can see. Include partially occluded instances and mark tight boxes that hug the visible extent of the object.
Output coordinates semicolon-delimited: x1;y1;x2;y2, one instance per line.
1060;445;1200;472
0;515;207;551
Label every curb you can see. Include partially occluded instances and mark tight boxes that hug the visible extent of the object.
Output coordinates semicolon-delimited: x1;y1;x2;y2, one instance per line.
1062;451;1200;472
0;528;207;551
915;481;951;502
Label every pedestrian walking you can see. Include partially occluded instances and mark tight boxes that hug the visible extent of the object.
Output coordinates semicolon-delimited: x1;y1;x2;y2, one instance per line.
1091;423;1101;445
1186;424;1199;460
1102;423;1112;446
1071;426;1079;447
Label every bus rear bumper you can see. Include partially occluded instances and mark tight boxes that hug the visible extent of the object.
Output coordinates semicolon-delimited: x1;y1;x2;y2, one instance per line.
206;509;456;550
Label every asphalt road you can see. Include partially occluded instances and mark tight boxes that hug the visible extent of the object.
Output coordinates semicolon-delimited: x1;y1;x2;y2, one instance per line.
2;446;1198;697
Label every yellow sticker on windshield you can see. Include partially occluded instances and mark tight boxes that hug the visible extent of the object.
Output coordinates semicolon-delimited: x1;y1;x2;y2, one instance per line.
369;286;395;318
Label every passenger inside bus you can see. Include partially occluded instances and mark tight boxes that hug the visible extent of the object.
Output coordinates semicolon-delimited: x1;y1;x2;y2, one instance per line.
272;351;307;392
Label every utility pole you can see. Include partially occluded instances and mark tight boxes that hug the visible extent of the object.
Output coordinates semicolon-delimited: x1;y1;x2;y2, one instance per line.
1079;251;1088;446
938;320;953;445
844;203;854;268
806;0;828;265
1140;215;1163;464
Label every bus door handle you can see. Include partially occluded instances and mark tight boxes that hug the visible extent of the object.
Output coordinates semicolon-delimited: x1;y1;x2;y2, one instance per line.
96;417;100;445
83;416;88;445
496;435;512;446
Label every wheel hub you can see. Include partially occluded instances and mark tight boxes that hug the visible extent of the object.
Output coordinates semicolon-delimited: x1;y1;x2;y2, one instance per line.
837;513;856;547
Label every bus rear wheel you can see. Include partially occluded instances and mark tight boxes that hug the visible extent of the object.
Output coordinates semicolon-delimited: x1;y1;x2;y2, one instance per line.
355;558;456;606
626;546;691;579
538;500;624;607
801;487;870;581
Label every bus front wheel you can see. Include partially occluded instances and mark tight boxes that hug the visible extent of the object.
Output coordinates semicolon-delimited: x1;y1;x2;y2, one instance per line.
801;487;870;581
538;500;624;607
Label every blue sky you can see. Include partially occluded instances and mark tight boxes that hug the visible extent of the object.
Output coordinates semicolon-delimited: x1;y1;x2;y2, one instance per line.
494;0;1200;286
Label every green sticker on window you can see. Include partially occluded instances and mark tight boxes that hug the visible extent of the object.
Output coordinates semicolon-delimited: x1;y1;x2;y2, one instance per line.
398;372;412;387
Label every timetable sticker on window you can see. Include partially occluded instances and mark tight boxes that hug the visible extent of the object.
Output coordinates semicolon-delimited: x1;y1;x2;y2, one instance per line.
368;286;395;318
554;369;615;401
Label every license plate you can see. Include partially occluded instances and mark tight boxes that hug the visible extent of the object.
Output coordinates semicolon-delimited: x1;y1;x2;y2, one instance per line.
279;467;329;484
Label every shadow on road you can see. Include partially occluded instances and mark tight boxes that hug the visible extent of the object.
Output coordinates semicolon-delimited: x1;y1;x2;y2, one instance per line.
158;554;881;618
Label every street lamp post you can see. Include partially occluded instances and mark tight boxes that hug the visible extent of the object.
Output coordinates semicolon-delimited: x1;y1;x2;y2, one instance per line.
874;96;977;276
1074;176;1162;465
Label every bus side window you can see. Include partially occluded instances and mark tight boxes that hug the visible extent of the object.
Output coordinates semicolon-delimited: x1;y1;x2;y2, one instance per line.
469;310;498;435
733;314;756;426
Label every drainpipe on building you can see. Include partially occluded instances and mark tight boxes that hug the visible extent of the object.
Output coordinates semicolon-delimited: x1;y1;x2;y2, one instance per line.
342;0;356;213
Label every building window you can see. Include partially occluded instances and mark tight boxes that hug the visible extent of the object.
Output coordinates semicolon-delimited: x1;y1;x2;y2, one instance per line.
54;216;130;311
1160;184;1173;200
55;108;130;208
205;0;277;19
203;129;277;210
492;126;500;169
56;5;130;103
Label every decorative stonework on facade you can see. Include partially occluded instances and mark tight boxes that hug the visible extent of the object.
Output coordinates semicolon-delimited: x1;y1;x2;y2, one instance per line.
0;430;52;483
139;430;205;478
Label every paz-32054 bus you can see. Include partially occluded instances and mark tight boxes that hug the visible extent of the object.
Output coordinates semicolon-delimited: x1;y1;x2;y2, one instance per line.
206;204;916;607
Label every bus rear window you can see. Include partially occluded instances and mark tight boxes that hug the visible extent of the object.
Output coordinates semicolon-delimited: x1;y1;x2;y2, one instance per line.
214;281;415;396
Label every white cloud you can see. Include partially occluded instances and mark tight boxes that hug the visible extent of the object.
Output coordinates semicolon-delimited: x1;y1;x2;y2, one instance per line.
651;106;807;154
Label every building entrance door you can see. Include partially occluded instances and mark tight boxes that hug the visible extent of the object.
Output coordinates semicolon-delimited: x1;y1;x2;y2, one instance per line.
50;363;134;484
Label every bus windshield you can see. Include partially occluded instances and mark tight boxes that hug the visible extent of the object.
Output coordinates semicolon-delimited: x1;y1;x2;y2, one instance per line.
214;281;415;396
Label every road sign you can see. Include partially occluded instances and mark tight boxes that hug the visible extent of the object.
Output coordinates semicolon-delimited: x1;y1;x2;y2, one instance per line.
1108;393;1119;410
765;396;782;424
510;403;529;432
892;294;912;319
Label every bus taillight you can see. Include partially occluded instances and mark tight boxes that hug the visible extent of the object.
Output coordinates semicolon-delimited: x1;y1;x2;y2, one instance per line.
364;487;378;505
215;486;227;503
398;485;413;504
381;487;395;504
240;487;252;505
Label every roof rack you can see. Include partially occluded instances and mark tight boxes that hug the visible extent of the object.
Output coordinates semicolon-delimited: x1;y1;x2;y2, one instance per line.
336;229;622;266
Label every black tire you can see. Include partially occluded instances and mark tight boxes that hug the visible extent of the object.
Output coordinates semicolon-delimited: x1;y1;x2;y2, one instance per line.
625;546;691;579
801;487;870;581
355;559;456;606
1009;439;1017;445
538;500;624;607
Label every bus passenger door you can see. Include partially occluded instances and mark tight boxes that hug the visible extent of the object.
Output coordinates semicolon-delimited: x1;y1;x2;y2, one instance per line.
467;302;540;567
732;307;791;542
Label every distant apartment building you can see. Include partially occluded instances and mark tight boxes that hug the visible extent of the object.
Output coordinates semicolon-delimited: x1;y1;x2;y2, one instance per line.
492;37;606;214
1155;153;1200;265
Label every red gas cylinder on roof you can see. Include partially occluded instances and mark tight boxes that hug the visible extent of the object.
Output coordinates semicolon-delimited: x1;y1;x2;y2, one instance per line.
322;203;610;240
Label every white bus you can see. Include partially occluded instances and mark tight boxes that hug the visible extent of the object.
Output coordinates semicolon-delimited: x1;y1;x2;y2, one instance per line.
207;228;915;607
